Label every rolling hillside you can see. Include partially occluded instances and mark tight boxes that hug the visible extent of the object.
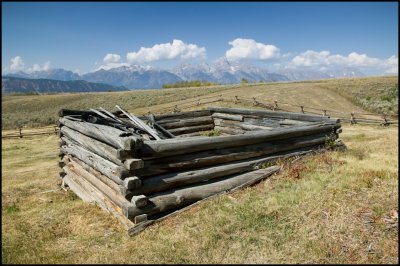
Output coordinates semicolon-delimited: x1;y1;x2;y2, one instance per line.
1;76;397;129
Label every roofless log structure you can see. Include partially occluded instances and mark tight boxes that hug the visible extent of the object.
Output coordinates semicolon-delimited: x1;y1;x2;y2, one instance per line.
57;106;343;236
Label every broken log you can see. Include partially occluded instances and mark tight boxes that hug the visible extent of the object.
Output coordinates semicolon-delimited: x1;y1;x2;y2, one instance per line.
122;166;280;219
59;117;142;150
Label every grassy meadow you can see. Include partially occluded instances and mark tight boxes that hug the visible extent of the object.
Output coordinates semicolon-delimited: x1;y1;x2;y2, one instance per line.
1;76;398;263
2;76;397;129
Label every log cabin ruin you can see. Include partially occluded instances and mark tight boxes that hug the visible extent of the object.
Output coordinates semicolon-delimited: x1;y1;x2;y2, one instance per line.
57;106;344;236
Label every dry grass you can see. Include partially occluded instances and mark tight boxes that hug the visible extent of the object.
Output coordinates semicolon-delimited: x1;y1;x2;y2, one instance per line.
2;76;397;129
2;123;398;264
2;76;398;263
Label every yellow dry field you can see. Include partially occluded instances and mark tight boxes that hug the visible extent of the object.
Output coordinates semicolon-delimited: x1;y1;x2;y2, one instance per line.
2;76;398;263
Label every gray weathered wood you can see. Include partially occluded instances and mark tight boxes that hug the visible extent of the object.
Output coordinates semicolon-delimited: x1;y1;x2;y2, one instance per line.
58;109;95;117
140;123;340;159
123;176;142;190
214;125;245;135
61;126;127;164
208;106;337;123
116;105;162;140
132;147;318;195
159;116;214;129
64;165;135;230
123;166;280;219
124;159;144;170
139;133;327;176
65;159;132;208
61;137;130;182
131;195;148;207
59;117;142;150
154;110;211;121
212;112;243;121
169;124;214;135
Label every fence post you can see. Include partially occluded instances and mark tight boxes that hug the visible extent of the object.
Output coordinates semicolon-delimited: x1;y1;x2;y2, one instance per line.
273;100;278;111
300;106;304;113
350;112;357;124
234;96;239;104
382;113;389;126
19;127;23;138
323;110;327;116
253;97;258;106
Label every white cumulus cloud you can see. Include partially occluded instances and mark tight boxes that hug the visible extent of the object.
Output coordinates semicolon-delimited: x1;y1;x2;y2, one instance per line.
103;53;121;63
126;39;206;63
10;56;25;71
225;38;280;61
27;61;51;73
290;50;398;74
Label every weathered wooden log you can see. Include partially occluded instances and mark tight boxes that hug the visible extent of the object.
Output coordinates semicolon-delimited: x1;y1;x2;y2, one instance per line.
122;166;280;219
65;154;136;195
213;118;240;126
168;124;214;135
139;133;328;176
60;137;130;182
154;109;211;121
124;159;144;170
279;119;308;125
158;116;214;129
131;195;148;207
64;161;133;209
131;147;319;196
243;117;281;127
214;125;246;135
208;106;338;123
58;109;95;117
59;117;142;151
63;174;95;202
214;118;274;131
176;132;203;138
63;165;135;230
140;123;340;159
237;123;275;131
148;115;175;138
212;112;243;121
61;126;131;164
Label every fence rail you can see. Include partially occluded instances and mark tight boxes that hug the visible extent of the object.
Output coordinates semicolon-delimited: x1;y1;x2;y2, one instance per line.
2;94;398;140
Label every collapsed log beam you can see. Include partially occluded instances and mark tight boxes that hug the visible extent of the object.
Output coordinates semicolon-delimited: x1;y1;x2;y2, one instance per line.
59;117;142;151
122;166;280;219
140;123;340;159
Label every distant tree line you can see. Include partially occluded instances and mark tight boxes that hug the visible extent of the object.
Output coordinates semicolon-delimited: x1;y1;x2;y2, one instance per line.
162;80;220;89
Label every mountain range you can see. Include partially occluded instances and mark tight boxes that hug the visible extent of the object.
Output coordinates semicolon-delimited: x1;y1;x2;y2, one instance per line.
3;58;365;93
2;77;128;95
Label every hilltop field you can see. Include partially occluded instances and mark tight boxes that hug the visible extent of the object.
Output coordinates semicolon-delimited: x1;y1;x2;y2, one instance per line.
1;76;398;263
2;76;398;129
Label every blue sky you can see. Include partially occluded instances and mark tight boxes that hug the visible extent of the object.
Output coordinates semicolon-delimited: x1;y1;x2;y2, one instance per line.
2;2;398;75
